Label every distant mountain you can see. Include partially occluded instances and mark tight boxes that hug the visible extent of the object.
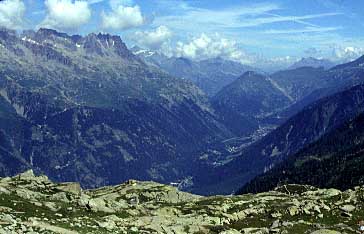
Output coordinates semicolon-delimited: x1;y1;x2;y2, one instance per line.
289;57;335;70
271;55;364;121
192;83;364;195
211;71;293;135
239;112;364;194
132;47;257;96
0;28;231;188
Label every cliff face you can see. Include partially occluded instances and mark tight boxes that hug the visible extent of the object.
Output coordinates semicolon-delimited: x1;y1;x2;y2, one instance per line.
0;171;363;234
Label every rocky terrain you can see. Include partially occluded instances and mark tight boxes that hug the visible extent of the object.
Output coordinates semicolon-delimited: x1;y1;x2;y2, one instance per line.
1;171;364;234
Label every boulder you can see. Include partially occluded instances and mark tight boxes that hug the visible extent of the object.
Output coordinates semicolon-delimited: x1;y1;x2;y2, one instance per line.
310;230;341;234
241;228;269;234
87;198;115;213
287;206;299;216
96;220;116;231
56;182;81;195
0;186;10;194
219;229;240;234
339;204;355;213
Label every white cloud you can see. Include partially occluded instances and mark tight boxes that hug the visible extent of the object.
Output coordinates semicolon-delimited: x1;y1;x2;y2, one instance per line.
134;26;172;49
39;0;91;30
0;0;26;29
332;46;364;61
101;0;144;30
175;34;252;64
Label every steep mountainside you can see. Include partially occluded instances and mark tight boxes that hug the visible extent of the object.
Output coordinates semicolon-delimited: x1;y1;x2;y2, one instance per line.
0;96;30;175
0;28;231;188
133;47;256;96
193;83;364;195
239;112;364;194
211;71;293;136
270;67;328;102
1;170;364;234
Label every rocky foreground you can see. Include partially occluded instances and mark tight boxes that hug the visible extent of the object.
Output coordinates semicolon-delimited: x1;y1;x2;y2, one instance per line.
0;171;363;233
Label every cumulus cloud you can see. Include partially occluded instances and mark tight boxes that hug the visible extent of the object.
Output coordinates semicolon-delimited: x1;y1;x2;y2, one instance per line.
39;0;91;30
175;34;252;64
101;0;144;30
332;46;364;61
0;0;26;29
134;26;172;49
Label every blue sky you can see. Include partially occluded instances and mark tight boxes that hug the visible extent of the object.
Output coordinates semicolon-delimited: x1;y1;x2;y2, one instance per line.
1;0;364;67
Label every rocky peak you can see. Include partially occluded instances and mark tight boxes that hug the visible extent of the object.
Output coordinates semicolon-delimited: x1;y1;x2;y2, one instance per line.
109;34;133;58
36;28;69;39
19;28;81;53
93;33;115;49
83;32;133;58
83;33;104;55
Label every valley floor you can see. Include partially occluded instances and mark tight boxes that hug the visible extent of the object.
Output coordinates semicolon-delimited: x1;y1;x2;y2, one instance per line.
0;171;363;234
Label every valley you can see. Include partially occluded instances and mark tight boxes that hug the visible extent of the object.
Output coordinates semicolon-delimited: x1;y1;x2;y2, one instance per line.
2;0;364;233
1;27;364;198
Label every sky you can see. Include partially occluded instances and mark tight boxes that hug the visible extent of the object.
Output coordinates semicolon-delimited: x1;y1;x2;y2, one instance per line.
1;0;364;68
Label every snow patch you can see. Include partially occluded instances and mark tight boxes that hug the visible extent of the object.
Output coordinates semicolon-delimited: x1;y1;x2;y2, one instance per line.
133;49;155;57
21;36;41;45
270;146;281;157
286;125;293;142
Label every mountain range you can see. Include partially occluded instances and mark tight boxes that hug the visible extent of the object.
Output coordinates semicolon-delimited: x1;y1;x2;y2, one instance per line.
1;27;364;198
132;46;258;96
0;28;231;188
190;56;364;195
